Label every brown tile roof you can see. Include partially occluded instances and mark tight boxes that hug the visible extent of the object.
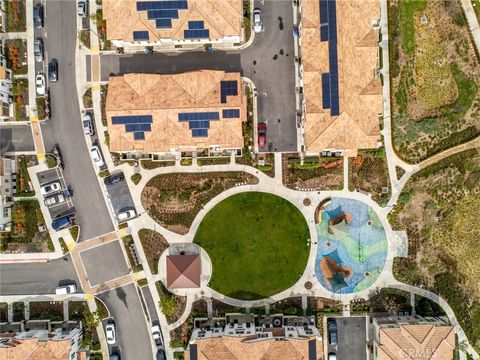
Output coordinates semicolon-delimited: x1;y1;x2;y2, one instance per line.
377;324;455;360
301;0;383;153
0;338;73;360
103;0;242;42
167;254;201;288
106;70;245;152
0;65;6;80
185;336;322;360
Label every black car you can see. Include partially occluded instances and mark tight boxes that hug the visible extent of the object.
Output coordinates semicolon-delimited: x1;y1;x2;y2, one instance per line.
33;3;43;28
156;350;166;360
48;59;58;82
327;320;338;345
104;172;125;186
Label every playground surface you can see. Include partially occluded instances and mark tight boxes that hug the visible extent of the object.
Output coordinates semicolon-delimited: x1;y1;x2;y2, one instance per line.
315;197;388;294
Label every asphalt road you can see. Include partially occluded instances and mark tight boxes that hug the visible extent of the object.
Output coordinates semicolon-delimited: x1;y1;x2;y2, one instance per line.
98;284;154;360
40;0;113;241
0;255;80;295
0;124;35;154
101;0;297;152
328;317;367;360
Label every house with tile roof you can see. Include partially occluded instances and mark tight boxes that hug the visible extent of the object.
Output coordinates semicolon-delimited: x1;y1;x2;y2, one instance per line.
106;70;245;155
0;53;13;121
103;0;243;49
372;316;455;359
300;0;383;157
185;313;322;360
0;327;86;360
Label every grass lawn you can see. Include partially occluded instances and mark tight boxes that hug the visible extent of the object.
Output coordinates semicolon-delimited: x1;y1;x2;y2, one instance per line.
194;192;310;300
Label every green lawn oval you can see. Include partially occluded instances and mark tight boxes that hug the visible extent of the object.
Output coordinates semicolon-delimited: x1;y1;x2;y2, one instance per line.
194;192;310;300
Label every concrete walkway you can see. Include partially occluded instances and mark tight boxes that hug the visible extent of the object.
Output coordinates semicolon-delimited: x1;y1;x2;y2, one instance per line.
461;0;480;53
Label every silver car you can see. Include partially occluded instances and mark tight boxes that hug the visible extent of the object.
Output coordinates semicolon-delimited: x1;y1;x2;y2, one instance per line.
34;38;43;62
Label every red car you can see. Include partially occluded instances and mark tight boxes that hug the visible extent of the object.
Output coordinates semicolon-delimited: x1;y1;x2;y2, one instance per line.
258;122;267;148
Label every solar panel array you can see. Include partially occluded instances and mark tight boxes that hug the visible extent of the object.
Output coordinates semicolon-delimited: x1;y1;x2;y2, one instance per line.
188;21;204;29
222;109;240;118
136;1;188;29
178;112;220;137
220;81;238;103
111;115;153;141
319;0;340;116
133;31;149;41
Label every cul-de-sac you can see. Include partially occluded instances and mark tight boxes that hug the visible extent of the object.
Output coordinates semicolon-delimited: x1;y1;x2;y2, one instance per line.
0;0;480;359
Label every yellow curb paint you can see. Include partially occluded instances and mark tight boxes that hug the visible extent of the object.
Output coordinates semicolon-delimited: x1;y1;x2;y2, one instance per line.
133;272;145;281
67;242;75;250
85;294;94;301
118;229;126;238
37;153;45;160
92;84;101;91
91;46;99;53
31;115;38;122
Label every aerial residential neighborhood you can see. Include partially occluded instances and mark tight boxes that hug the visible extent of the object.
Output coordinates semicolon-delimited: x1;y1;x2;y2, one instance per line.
0;0;479;359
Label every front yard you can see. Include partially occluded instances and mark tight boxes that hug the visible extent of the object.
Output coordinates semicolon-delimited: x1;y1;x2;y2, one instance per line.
5;39;28;75
12;78;28;121
4;0;26;32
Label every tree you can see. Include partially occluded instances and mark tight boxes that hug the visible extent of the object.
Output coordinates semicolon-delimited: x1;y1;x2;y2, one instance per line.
159;296;176;317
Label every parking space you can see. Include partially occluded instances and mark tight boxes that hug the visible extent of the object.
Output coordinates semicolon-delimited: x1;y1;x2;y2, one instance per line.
326;316;367;360
36;168;75;220
80;241;129;286
104;172;136;221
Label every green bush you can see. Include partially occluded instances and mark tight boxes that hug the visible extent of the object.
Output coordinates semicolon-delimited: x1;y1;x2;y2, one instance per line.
131;173;142;185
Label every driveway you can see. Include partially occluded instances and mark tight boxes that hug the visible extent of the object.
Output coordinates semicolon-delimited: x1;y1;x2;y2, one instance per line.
0;124;35;154
0;255;80;295
40;0;113;241
98;284;153;360
327;316;367;360
100;0;297;152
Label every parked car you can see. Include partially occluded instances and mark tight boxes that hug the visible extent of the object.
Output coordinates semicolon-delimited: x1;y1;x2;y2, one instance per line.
33;3;44;28
82;113;94;135
36;74;46;96
90;145;104;168
258;122;267;148
106;323;116;345
77;0;87;17
117;208;136;222
151;324;163;347
109;353;121;360
55;284;76;295
327;320;338;345
44;193;66;206
104;172;125;186
156;350;166;360
34;38;44;62
328;353;337;360
253;8;262;33
52;215;74;231
48;59;58;83
40;181;61;196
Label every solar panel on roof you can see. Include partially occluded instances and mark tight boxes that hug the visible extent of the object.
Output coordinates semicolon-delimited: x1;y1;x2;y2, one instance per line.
220;81;238;103
133;31;149;41
189;121;210;129
308;339;317;360
188;21;204;29
134;132;145;140
156;18;172;28
112;115;153;124
178;112;219;121
189;344;198;360
319;0;329;24
137;1;188;11
147;9;179;20
222;109;240;118
321;73;331;109
184;29;209;39
125;123;152;132
320;24;329;42
192;129;208;137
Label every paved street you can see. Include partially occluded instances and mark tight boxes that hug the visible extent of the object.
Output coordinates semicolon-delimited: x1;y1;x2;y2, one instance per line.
98;284;153;360
0;255;80;295
0;124;35;154
40;0;113;241
101;0;297;152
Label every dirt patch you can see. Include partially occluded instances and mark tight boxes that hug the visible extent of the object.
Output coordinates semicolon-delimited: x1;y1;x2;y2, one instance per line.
169;299;209;349
29;301;63;321
138;229;169;274
283;154;343;190
156;281;187;324
142;172;258;234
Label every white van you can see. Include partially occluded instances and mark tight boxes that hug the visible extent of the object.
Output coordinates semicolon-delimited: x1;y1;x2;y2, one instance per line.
55;284;76;295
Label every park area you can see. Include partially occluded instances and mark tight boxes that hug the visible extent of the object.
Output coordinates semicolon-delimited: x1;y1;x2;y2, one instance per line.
389;0;480;162
141;172;258;234
194;192;310;300
388;149;480;353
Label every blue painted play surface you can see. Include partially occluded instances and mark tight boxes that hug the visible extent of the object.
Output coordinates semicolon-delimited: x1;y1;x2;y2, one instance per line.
315;198;388;294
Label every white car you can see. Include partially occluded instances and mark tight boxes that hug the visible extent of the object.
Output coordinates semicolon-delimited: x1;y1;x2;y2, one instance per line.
106;323;116;345
82;113;94;135
77;0;87;17
328;354;337;360
40;181;61;196
44;193;66;206
151;324;162;347
55;284;76;295
253;8;262;33
90;145;104;168
117;209;136;222
36;74;46;96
